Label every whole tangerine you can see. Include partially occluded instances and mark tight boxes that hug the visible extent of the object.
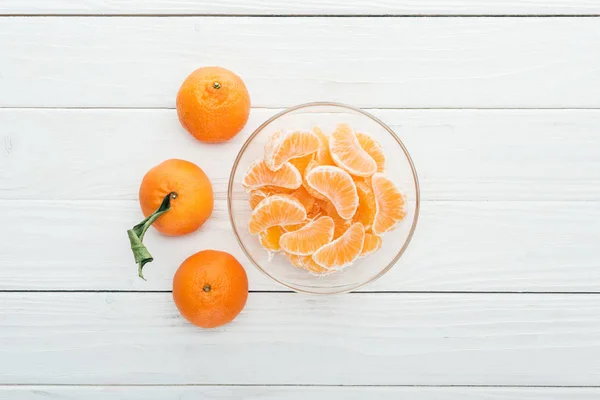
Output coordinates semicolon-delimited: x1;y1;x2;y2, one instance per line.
173;250;249;328
139;159;213;236
176;66;251;143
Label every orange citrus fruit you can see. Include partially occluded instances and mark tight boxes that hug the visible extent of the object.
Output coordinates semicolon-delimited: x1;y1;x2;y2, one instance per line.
264;130;320;171
360;233;382;257
172;250;248;328
356;132;385;172
242;160;301;191
305;165;358;220
313;126;335;166
284;252;329;274
248;194;307;235
354;178;377;230
371;173;406;235
259;226;284;253
329;123;377;177
139;159;213;236
280;216;335;255
312;222;365;270
176;66;250;143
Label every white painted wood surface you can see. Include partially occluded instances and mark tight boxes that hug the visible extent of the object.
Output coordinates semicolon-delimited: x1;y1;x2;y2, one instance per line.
3;386;600;400
2;292;600;385
1;18;600;108
1;200;598;292
1;1;599;397
2;0;600;15
2;109;599;201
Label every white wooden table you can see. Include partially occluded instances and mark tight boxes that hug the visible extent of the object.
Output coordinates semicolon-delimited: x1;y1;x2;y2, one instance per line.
1;1;600;399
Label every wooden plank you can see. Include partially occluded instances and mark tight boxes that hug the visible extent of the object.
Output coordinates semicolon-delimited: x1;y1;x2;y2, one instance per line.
2;0;599;15
3;386;600;399
1;292;600;385
1;18;599;108
0;199;599;292
2;109;600;201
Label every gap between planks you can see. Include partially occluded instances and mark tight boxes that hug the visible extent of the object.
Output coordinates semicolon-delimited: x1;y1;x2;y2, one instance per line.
2;383;600;388
1;14;600;17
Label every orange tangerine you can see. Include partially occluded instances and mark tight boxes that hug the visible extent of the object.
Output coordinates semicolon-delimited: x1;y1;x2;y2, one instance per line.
259;226;284;252
371;173;406;235
312;222;365;269
356;132;385;173
360;233;382;257
354;178;377;230
249;194;307;235
313;126;335;166
329;123;377;177
280;216;334;256
242;160;301;191
264;130;320;171
305;165;358;220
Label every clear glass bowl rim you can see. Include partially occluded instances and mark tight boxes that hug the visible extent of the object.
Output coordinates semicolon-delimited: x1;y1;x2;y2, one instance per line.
227;101;421;294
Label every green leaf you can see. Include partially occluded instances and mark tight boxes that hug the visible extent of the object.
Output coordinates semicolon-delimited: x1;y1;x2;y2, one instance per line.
126;192;175;280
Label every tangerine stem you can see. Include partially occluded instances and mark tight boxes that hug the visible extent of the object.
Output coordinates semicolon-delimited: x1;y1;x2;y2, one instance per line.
127;192;176;280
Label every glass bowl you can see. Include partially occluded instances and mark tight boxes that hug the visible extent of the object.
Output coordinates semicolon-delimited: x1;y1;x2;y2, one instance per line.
228;102;419;294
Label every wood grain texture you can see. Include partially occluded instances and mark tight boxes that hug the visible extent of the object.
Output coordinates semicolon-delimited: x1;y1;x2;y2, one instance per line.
0;199;599;292
2;0;599;15
1;18;599;108
2;292;600;385
3;386;600;399
2;109;600;201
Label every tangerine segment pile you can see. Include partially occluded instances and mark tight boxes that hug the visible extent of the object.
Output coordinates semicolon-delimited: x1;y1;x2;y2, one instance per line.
244;125;406;276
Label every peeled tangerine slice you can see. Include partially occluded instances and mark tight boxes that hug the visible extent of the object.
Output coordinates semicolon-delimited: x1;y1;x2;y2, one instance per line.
289;153;315;176
242;160;302;191
305;165;359;220
280;216;335;256
312;126;335;166
248;194;307;235
259;226;284;252
360;233;382;257
356;132;385;172
312;222;365;270
248;189;269;210
285;252;329;275
329;123;377;177
371;173;406;235
302;160;328;201
354;178;377;230
264;130;320;171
